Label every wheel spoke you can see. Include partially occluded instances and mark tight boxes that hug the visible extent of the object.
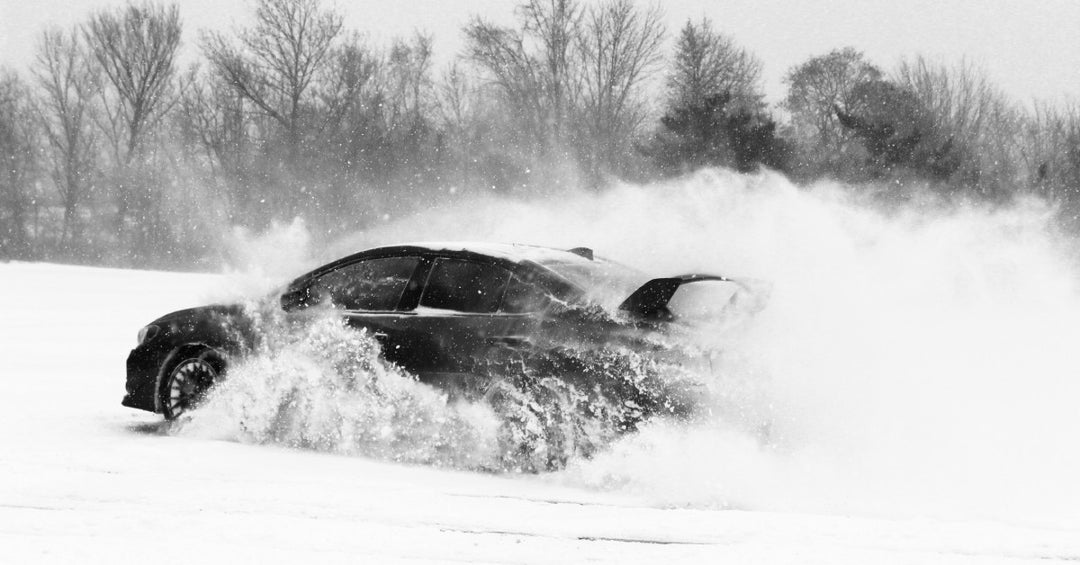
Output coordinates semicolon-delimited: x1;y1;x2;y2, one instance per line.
164;356;219;419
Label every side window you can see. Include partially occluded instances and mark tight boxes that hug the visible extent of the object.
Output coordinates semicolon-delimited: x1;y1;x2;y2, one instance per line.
500;275;553;313
420;258;511;313
312;256;419;311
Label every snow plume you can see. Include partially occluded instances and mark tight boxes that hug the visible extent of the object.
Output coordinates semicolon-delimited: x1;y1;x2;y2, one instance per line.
184;168;1080;521
173;306;502;469
201;218;318;302
347;169;1080;521
172;303;694;472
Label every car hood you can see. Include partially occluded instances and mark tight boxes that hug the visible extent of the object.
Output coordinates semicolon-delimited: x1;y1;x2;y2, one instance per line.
137;303;258;354
149;303;248;325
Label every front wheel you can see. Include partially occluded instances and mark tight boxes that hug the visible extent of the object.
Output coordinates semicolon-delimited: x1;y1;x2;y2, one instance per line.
159;349;223;420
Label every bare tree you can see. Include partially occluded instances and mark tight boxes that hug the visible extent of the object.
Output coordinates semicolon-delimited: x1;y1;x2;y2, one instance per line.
1053;105;1080;218
84;0;182;250
783;47;881;174
464;20;541;150
667;18;762;110
1027;102;1080;192
434;63;502;193
436;64;480;133
85;2;181;164
202;0;343;170
313;32;386;216
385;34;434;125
177;63;250;208
314;32;381;140
465;0;583;154
466;0;668;187
382;33;436;181
576;0;665;181
0;70;40;259
33;27;100;251
894;56;1021;197
522;0;582;145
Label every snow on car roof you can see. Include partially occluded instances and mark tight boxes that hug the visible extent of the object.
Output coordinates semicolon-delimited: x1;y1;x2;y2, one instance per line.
388;241;649;302
360;242;648;304
384;241;599;266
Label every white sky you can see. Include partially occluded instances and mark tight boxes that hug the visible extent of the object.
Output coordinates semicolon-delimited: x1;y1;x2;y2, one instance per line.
2;0;1078;106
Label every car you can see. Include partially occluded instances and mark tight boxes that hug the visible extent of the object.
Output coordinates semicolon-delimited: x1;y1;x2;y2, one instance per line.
123;242;761;422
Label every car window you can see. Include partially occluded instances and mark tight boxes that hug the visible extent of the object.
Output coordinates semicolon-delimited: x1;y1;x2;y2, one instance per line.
420;258;511;313
312;256;419;311
500;275;552;313
541;258;646;311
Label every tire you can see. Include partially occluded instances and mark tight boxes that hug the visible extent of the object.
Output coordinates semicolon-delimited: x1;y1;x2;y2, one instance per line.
159;348;223;420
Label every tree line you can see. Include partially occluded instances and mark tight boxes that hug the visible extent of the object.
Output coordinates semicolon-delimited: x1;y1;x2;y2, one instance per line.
1;0;1078;268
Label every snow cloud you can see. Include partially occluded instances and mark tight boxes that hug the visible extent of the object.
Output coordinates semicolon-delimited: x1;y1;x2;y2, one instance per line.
207;168;1080;522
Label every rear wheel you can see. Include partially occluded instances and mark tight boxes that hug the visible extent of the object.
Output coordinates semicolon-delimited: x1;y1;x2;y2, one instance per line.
160;349;223;420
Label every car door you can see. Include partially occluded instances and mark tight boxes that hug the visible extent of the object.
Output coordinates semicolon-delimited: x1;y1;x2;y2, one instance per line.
305;254;423;369
395;256;537;385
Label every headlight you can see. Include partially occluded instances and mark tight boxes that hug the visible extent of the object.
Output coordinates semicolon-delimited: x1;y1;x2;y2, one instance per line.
137;324;160;346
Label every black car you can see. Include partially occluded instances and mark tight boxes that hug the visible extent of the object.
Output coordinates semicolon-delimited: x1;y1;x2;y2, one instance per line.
123;242;756;420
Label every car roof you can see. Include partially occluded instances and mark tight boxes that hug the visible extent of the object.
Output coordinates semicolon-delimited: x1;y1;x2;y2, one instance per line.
384;242;650;304
287;241;652;312
298;242;647;300
383;241;598;267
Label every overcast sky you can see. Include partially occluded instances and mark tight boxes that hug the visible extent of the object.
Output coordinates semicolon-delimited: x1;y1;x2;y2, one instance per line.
2;0;1078;106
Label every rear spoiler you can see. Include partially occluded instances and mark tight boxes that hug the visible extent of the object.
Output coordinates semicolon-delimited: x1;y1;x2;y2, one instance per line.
618;274;767;319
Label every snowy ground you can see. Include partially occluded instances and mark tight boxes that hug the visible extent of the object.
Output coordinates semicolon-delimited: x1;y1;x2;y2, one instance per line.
2;260;1079;564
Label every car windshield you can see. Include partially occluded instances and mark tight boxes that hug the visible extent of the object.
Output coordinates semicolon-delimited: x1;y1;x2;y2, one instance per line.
540;258;648;311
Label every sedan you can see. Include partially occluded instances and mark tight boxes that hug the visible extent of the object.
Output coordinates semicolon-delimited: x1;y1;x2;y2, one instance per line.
123;242;758;421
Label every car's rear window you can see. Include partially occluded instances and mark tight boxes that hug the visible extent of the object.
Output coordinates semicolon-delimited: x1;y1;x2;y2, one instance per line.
500;275;553;313
541;258;647;310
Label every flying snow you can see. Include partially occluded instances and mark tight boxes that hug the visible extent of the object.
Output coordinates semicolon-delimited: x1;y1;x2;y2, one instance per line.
181;168;1080;523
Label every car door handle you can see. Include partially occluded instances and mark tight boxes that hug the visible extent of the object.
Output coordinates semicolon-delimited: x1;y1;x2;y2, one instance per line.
487;336;528;347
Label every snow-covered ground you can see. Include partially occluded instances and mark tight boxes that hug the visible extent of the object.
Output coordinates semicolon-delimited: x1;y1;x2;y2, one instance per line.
2;259;1079;564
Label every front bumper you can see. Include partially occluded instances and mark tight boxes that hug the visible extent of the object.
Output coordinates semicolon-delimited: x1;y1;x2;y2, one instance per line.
122;345;170;413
